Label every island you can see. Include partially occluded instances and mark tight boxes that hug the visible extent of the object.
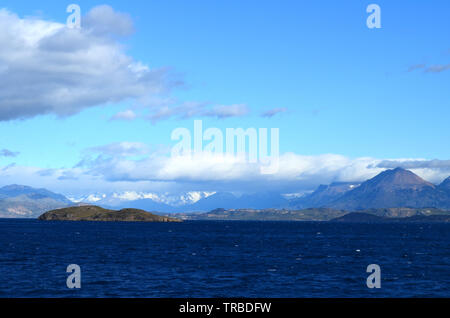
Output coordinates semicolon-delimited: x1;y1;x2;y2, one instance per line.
38;205;182;222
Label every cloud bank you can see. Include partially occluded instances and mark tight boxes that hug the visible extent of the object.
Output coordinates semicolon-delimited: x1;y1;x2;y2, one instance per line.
2;145;449;196
0;7;174;121
0;7;252;122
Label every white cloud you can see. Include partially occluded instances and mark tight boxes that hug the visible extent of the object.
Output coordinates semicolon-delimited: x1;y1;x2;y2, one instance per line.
204;104;250;119
88;142;151;157
85;194;104;202
75;150;431;192
2;150;450;197
0;7;251;123
261;107;287;118
110;191;214;205
0;164;176;198
146;101;250;122
407;64;426;72
110;109;137;121
0;7;174;121
147;101;207;122
407;63;450;73
83;5;134;37
376;159;450;170
375;159;450;183
425;64;450;73
74;147;450;194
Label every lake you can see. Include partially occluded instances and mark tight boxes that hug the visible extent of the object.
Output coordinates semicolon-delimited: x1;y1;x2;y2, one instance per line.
0;219;449;297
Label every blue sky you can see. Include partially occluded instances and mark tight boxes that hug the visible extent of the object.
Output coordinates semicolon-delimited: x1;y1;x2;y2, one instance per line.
0;1;449;197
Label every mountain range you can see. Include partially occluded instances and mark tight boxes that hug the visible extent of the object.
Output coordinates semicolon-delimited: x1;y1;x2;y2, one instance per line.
174;168;450;211
0;185;72;218
73;190;290;213
102;168;450;211
1;167;450;218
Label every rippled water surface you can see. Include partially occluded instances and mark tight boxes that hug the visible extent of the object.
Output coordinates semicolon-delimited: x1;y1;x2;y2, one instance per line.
0;219;449;297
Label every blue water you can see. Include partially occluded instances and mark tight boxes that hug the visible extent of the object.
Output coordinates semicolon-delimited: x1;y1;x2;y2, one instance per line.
0;219;449;297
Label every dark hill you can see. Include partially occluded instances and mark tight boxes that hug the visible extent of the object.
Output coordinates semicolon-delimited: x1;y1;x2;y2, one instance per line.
38;205;182;222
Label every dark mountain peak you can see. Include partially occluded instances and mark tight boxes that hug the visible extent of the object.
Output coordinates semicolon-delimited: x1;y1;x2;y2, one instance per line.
383;167;408;175
365;168;435;190
289;182;359;209
439;177;450;190
328;168;446;210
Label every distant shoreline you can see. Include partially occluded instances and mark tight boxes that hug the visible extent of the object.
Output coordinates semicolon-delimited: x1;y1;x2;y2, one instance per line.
32;205;450;223
164;207;450;222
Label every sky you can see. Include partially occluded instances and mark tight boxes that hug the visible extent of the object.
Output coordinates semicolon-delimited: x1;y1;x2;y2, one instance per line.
0;0;449;198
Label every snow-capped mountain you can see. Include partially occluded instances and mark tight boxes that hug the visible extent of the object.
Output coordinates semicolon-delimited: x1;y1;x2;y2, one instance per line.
69;191;216;209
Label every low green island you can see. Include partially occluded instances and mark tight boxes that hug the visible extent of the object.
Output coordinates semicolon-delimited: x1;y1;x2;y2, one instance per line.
38;205;182;223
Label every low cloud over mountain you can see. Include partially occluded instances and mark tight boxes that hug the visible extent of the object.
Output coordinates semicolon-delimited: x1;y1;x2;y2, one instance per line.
3;167;450;217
